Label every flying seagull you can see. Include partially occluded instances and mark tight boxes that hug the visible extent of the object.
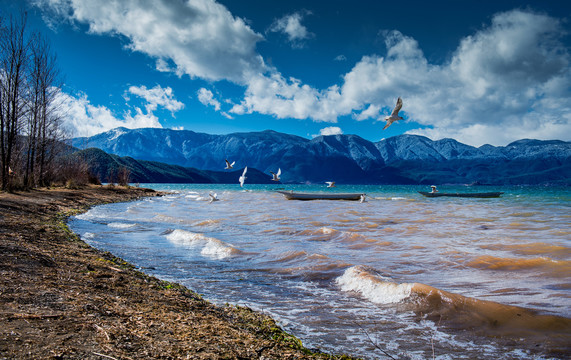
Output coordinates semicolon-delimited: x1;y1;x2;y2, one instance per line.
225;159;235;169
383;97;403;130
208;192;219;203
270;168;281;181
239;167;248;187
325;181;336;188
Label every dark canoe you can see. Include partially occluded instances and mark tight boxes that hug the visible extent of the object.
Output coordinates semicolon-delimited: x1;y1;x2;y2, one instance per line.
419;191;504;198
276;190;365;201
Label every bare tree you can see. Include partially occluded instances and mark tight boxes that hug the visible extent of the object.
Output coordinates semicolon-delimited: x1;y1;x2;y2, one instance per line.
24;31;41;187
25;31;62;187
0;12;31;191
0;10;70;191
117;166;131;187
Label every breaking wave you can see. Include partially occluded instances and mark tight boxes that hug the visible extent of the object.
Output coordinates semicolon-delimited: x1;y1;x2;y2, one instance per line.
336;265;413;304
107;222;137;229
336;265;571;349
165;229;241;260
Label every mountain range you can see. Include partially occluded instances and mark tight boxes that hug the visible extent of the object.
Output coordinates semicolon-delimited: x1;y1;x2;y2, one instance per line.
72;127;571;185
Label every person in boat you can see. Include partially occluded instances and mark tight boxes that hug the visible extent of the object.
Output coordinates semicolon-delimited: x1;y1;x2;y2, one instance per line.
430;185;438;193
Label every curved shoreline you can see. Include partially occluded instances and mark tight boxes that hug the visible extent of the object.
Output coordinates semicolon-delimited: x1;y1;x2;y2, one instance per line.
0;185;353;359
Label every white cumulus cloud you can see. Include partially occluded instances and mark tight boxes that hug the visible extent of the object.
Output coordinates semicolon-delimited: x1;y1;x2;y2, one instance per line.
230;73;346;122
34;0;266;83
269;10;314;47
197;88;221;111
319;126;343;136
58;84;185;137
128;85;184;114
57;91;163;137
354;104;381;121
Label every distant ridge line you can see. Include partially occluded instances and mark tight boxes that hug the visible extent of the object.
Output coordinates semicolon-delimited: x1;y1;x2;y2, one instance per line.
72;127;571;185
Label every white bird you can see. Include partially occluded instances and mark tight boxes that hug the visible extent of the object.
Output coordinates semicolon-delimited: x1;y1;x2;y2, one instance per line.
325;181;336;188
208;192;219;203
239;167;248;187
225;159;235;169
383;97;403;130
270;168;281;181
360;194;366;203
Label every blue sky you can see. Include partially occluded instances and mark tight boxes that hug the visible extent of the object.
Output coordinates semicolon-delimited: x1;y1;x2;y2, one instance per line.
2;0;570;146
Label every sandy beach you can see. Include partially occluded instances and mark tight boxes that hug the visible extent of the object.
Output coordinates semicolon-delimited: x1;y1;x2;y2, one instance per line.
0;185;352;359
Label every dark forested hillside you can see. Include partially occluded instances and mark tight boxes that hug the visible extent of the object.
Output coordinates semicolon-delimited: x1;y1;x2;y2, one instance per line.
74;148;275;184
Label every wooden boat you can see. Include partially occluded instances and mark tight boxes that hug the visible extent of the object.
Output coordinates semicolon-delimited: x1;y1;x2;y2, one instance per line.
276;190;365;201
419;191;503;198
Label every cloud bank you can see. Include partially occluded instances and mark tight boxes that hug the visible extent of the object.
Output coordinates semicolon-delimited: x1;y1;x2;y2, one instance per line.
36;0;570;146
60;85;184;137
233;12;571;145
34;0;266;83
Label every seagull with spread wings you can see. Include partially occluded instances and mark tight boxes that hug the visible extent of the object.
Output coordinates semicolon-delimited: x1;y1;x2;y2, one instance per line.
208;192;219;203
225;159;235;169
270;168;281;181
239;167;248;187
325;181;336;188
383;97;403;130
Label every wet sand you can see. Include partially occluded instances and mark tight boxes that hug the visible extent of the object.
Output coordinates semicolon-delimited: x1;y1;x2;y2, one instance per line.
0;185;352;359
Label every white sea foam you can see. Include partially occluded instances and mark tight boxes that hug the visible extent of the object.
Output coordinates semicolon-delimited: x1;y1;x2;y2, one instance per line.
192;196;209;201
336;265;413;304
152;214;194;225
201;239;236;259
166;229;210;246
82;232;96;240
185;191;200;199
165;229;239;260
107;222;137;229
319;227;336;234
74;211;105;221
74;212;90;220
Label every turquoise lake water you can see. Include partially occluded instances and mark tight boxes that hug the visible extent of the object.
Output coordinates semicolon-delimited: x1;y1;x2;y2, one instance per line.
69;184;570;359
